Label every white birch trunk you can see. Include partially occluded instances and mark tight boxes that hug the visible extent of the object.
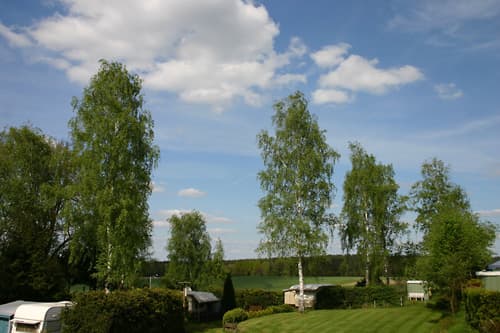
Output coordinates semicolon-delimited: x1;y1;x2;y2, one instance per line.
364;212;370;287
298;257;305;313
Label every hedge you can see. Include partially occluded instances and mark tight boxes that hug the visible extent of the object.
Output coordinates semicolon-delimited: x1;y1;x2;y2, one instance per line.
464;288;500;332
62;288;184;333
235;289;282;310
222;308;248;325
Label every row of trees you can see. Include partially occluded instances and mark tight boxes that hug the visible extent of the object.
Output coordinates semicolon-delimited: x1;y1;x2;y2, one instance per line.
0;61;159;301
256;91;496;313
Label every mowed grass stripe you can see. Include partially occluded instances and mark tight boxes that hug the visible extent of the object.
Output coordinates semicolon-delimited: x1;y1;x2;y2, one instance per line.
238;304;443;333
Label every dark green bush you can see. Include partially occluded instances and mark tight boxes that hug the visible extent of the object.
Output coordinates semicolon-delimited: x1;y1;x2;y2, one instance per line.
235;289;282;310
315;286;345;309
222;308;248;325
344;286;404;308
62;288;184;333
464;288;500;332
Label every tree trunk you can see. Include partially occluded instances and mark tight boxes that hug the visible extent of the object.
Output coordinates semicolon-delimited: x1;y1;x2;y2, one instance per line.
364;212;370;287
298;257;305;313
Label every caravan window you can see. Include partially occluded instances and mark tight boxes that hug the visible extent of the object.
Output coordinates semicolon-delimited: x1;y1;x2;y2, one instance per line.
15;322;39;333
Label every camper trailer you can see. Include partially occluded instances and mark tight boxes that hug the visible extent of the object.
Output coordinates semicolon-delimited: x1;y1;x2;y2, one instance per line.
0;301;33;333
11;302;71;333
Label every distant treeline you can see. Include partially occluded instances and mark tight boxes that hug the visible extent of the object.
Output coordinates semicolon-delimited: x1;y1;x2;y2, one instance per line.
141;254;421;278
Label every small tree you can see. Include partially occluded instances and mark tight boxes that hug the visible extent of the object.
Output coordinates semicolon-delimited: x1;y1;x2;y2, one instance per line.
165;211;212;289
221;273;237;314
257;91;339;312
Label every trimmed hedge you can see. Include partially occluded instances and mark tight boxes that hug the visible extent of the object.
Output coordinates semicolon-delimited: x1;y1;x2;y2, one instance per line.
315;286;345;309
315;285;404;309
235;289;282;310
62;288;184;333
464;288;500;332
247;304;295;319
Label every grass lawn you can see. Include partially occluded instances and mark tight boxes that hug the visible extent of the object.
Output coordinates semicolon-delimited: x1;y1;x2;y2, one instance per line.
186;304;476;333
231;276;361;291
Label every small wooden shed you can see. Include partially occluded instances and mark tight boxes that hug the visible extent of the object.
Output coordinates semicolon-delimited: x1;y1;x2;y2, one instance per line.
186;290;221;321
283;284;334;308
407;280;429;301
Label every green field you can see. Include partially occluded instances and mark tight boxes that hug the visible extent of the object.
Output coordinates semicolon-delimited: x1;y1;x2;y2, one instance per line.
231;276;361;291
187;304;475;333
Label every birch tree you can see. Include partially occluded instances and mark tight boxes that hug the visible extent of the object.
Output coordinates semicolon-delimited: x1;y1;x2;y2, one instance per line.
340;142;406;286
69;60;159;289
257;91;339;312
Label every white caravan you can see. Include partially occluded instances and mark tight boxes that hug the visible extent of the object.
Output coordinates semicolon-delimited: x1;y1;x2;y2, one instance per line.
11;302;72;333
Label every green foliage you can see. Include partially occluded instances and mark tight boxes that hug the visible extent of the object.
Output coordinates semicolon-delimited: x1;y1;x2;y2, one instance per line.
341;142;407;286
222;308;248;325
69;60;159;288
165;211;215;289
464;288;500;332
247;304;295;319
0;126;74;302
315;285;346;309
62;289;184;333
256;91;339;259
221;273;237;313
412;159;495;313
235;289;282;310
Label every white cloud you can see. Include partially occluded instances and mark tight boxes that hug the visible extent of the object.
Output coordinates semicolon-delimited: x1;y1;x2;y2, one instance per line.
312;89;351;104
0;0;307;110
476;209;500;217
312;45;423;104
318;55;423;94
434;83;463;100
310;43;351;68
178;188;206;198
208;228;237;235
388;0;500;32
0;22;32;47
152;220;170;228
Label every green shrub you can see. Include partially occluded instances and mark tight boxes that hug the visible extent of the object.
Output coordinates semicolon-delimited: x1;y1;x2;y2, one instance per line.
247;304;294;319
464;288;500;332
62;288;184;333
315;286;345;309
235;289;282;310
222;308;248;325
344;286;404;308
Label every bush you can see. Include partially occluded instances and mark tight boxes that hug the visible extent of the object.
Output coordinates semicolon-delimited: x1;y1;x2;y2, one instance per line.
344;286;404;308
464;288;500;332
235;289;282;310
62;288;184;333
247;304;294;319
315;286;345;309
222;308;248;325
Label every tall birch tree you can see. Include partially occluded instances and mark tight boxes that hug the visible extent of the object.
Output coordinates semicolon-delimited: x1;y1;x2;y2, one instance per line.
340;142;406;286
69;60;159;289
257;91;339;312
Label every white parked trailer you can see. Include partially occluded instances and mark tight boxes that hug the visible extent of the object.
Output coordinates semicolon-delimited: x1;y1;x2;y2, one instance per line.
11;302;72;333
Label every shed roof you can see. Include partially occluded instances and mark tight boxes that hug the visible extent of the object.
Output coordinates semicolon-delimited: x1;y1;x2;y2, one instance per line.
187;291;219;303
284;284;334;292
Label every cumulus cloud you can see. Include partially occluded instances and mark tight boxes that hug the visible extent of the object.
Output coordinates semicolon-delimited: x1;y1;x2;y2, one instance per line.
150;182;166;193
178;188;206;198
434;83;463;100
0;0;306;110
312;44;423;104
310;43;351;68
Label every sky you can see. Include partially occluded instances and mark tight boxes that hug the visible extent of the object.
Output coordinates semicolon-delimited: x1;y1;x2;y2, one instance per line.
1;0;499;260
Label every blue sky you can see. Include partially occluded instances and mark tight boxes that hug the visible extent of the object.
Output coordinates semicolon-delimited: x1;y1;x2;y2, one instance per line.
1;0;499;260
